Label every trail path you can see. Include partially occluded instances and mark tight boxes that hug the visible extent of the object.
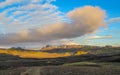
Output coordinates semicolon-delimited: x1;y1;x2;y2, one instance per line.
20;67;43;75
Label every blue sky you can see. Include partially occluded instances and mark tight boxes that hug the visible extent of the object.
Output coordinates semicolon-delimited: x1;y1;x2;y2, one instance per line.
53;0;120;17
0;0;120;48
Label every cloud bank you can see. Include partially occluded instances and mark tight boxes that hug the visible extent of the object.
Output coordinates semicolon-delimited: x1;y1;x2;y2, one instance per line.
84;35;112;44
0;0;64;33
107;17;120;24
49;39;79;46
86;35;112;40
0;5;106;46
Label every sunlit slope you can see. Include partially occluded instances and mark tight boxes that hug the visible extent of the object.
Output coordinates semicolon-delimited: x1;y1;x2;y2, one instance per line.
0;49;88;59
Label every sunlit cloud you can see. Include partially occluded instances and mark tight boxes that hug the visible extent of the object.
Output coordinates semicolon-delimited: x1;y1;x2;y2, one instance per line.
0;5;106;46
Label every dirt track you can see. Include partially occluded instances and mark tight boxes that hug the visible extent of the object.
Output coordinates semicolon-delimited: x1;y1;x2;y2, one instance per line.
20;67;43;75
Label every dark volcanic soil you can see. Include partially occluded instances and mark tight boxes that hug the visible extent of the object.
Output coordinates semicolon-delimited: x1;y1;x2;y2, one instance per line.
0;66;120;75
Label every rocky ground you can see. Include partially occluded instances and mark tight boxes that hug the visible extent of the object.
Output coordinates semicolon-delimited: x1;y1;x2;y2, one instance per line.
0;65;120;75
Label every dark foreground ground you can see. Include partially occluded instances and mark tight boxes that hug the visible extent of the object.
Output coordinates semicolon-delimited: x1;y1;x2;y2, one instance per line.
0;53;119;75
0;65;120;75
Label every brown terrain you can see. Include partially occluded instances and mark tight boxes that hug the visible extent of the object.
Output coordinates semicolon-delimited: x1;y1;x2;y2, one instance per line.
0;45;120;75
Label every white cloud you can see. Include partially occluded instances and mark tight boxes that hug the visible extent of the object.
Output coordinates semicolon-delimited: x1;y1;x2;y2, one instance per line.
86;35;112;40
0;0;25;8
84;35;112;44
50;39;79;45
0;0;64;33
0;6;106;46
107;17;120;23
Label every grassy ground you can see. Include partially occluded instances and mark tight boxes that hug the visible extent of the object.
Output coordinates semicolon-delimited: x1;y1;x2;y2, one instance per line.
63;62;120;67
0;62;119;75
40;66;120;75
0;67;27;75
0;66;119;75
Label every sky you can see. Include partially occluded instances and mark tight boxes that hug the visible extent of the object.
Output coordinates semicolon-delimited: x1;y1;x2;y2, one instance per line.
0;0;120;48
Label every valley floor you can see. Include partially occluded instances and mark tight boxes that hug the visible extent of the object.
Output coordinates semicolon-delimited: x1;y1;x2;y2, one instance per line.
0;62;120;75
